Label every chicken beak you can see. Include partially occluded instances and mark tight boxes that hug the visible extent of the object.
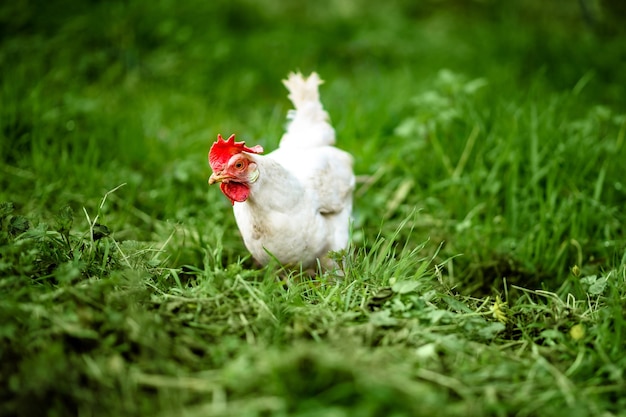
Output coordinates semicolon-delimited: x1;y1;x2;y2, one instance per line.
208;172;228;185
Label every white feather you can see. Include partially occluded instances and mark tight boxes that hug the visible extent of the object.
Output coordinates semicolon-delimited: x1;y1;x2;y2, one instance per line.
231;72;354;269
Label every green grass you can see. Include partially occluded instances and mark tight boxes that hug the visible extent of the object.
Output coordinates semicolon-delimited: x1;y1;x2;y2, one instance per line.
2;0;626;416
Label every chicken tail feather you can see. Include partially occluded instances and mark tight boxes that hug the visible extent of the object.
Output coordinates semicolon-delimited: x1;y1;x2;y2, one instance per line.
279;72;335;148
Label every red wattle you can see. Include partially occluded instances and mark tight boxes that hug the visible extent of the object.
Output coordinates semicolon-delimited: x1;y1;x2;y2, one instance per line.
220;182;250;204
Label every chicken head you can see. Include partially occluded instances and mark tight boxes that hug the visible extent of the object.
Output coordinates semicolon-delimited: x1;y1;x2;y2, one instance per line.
208;134;264;204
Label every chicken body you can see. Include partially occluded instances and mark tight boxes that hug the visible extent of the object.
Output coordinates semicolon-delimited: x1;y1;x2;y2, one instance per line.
233;146;353;267
209;72;354;269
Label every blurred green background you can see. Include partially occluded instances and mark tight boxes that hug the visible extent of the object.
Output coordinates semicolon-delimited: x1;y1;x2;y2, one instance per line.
2;2;626;416
1;0;626;287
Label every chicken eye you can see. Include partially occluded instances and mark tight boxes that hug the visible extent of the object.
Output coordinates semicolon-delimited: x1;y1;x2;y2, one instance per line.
234;160;246;170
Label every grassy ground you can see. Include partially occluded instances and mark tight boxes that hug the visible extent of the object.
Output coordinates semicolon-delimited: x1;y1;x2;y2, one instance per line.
1;0;626;416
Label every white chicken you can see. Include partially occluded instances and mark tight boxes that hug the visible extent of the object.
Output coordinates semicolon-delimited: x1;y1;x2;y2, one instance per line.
208;72;354;270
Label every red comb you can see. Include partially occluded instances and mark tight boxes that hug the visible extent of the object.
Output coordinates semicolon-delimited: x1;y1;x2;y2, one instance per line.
209;134;264;171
